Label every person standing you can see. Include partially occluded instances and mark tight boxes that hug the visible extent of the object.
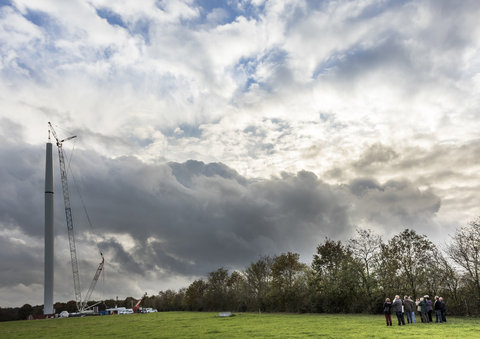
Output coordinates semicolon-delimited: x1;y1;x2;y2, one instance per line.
434;296;442;323
392;295;405;326
439;297;447;322
403;295;413;324
409;297;416;323
384;298;393;326
426;295;433;322
419;297;429;323
416;298;422;322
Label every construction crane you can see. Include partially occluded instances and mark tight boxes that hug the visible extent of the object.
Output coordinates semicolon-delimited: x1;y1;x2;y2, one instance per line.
48;122;104;313
133;292;148;313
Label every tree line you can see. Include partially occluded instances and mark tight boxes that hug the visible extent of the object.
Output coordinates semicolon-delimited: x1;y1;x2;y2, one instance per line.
3;218;480;321
154;218;480;315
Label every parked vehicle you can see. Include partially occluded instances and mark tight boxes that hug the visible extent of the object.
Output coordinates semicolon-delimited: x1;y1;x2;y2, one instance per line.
140;308;158;313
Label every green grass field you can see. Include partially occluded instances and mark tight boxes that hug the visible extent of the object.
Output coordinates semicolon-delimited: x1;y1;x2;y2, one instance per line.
0;312;479;338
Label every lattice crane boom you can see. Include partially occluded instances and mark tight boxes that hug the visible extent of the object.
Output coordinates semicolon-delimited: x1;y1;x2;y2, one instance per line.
80;255;104;311
48;122;82;311
49;122;105;313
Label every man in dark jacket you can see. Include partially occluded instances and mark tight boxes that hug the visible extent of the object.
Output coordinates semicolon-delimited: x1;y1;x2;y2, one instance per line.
434;296;442;323
426;295;433;322
419;297;429;323
392;295;405;326
439;297;447;322
403;295;414;324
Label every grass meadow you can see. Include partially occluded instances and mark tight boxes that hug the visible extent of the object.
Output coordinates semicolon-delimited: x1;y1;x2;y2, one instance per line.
1;312;479;338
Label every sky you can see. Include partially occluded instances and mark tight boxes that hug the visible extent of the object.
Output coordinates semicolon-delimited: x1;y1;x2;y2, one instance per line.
0;0;479;307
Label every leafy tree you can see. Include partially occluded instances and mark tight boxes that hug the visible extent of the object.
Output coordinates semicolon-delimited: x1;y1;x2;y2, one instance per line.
0;307;19;322
65;300;77;313
204;268;230;311
156;290;179;311
376;241;401;298
123;296;136;308
311;239;361;312
18;304;32;320
173;288;186;310
382;229;438;298
270;252;308;312
54;302;67;313
184;279;207;311
227;271;247;312
244;256;273;312
154;289;186;311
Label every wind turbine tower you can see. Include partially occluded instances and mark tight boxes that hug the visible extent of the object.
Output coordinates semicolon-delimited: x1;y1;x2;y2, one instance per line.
44;135;54;315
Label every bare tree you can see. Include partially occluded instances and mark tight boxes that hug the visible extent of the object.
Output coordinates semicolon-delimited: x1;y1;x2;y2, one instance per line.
348;227;382;304
447;217;480;312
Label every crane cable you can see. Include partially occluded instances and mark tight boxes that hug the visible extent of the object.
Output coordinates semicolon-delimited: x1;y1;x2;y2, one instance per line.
65;137;106;303
66;140;103;257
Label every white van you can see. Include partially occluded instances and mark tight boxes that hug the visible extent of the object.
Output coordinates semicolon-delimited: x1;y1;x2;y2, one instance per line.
141;308;158;313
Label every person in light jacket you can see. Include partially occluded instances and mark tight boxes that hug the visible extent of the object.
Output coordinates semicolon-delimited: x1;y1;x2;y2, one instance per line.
416;298;422;322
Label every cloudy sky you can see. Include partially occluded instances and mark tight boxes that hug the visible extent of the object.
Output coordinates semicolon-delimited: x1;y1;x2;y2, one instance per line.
1;0;479;307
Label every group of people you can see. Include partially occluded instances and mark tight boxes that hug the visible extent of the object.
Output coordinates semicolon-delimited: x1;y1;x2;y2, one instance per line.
383;295;447;326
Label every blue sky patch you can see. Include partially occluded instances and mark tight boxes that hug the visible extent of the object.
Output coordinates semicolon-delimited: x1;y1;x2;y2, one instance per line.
95;7;150;44
23;8;50;27
96;8;128;29
162;123;204;139
0;0;12;7
180;0;266;28
131;19;151;44
235;48;288;92
312;53;343;79
22;8;66;40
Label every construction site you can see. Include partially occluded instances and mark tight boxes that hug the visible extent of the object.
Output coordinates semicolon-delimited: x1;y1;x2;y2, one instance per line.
43;123;156;319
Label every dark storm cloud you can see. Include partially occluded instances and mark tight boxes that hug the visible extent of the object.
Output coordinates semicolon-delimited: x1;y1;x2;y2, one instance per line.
347;178;441;232
169;160;247;188
98;238;144;275
50;151;441;276
0;140;443;297
0;140;44;237
0;232;43;286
